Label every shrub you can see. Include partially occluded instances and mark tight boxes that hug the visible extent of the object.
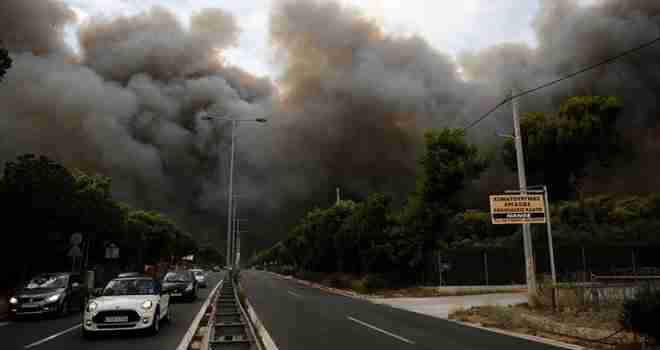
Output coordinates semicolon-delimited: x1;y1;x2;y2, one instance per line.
351;279;368;294
324;273;354;289
362;274;388;292
620;287;660;341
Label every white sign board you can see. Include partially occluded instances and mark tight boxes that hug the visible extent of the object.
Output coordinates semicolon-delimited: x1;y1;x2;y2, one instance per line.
489;194;546;224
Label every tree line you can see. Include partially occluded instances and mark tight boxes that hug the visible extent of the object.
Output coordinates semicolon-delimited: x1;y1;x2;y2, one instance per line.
0;154;224;288
251;95;637;286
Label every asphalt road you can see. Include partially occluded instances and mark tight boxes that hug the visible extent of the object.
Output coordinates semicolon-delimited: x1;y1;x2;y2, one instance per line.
241;270;565;350
0;271;224;350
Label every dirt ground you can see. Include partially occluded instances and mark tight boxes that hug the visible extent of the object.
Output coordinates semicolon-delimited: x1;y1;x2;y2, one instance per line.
450;304;635;349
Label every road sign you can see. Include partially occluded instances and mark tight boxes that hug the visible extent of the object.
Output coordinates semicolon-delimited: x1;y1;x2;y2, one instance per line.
105;243;120;259
489;194;546;224
67;245;82;257
70;233;83;245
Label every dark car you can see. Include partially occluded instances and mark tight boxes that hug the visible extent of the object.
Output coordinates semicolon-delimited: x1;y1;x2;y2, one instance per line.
161;271;197;302
9;272;83;319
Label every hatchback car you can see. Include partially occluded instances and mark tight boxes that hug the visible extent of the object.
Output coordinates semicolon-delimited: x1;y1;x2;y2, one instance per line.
83;276;170;338
9;272;82;319
162;271;197;302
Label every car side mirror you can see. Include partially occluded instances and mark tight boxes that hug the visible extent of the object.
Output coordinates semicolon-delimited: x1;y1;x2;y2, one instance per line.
93;288;103;297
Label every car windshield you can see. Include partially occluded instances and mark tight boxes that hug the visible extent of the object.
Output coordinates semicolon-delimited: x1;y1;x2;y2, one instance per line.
164;272;191;282
103;278;157;296
24;275;67;290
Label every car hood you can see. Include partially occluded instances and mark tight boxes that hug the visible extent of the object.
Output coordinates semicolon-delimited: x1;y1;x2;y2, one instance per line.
92;295;159;311
17;288;64;297
163;281;192;288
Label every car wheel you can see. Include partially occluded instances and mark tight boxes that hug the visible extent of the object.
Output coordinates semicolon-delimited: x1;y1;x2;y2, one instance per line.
149;309;160;335
163;307;172;323
58;300;69;318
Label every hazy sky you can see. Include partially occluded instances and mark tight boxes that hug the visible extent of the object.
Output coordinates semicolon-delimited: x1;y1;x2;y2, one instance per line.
62;0;542;77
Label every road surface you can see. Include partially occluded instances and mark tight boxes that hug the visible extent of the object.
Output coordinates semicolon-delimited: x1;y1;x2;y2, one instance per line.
0;271;223;350
241;270;564;350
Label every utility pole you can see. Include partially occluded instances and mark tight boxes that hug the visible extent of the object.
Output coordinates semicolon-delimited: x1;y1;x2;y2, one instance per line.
512;91;537;298
336;187;341;204
227;119;237;268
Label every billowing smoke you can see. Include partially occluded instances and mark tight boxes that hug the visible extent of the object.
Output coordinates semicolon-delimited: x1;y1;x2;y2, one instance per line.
0;0;274;245
459;0;660;194
3;0;660;254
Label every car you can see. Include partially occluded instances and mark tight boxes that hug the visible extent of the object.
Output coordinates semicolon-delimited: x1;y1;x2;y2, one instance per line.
117;272;141;278
190;269;207;288
83;276;170;338
212;266;221;272
9;272;82;319
162;271;197;302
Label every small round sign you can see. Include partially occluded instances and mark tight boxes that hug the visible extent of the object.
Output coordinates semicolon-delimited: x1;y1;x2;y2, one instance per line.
70;233;83;245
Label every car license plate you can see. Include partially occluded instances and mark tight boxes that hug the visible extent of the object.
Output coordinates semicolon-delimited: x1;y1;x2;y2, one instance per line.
105;316;129;323
171;293;182;297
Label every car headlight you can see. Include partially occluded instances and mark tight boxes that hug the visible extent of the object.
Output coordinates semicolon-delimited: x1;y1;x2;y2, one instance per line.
9;297;18;305
141;300;153;310
87;301;98;312
47;294;61;303
185;283;193;291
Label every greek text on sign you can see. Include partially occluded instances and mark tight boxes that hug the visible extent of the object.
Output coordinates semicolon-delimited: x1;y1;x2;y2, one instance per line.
489;194;546;224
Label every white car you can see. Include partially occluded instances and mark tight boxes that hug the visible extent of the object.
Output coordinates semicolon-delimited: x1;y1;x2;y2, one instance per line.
83;276;170;338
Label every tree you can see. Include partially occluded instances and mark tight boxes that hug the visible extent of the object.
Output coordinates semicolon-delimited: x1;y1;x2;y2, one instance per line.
503;96;623;200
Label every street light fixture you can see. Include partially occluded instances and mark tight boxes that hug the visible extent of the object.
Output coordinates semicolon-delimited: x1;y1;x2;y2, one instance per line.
200;111;268;269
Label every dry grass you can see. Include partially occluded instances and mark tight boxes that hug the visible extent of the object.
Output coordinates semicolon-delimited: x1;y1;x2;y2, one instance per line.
450;304;527;329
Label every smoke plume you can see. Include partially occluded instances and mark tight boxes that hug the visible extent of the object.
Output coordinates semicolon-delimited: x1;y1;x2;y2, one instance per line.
3;0;660;254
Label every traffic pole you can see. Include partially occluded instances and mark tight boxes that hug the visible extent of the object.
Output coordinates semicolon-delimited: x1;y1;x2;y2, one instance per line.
512;91;538;299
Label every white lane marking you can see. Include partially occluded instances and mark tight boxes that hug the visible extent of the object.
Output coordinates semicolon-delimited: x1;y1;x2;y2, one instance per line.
287;291;301;297
347;316;415;345
23;324;81;349
0;321;10;327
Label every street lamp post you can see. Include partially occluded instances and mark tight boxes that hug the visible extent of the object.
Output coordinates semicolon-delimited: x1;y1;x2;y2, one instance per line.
200;112;267;269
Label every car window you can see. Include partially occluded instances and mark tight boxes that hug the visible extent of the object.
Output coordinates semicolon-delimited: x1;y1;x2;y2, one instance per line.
164;272;191;282
103;278;157;296
25;275;67;289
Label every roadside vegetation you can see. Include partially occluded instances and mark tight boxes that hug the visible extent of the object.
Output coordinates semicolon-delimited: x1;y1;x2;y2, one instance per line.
251;95;645;290
0;154;224;291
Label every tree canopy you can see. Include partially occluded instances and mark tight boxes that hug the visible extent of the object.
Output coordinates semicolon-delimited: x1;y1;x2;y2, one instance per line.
503;96;623;200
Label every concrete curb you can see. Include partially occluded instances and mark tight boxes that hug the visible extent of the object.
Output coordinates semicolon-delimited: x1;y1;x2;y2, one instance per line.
176;278;224;350
263;271;378;300
446;319;587;350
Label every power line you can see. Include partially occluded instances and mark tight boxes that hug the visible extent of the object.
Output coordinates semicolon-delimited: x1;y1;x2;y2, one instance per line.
464;35;660;131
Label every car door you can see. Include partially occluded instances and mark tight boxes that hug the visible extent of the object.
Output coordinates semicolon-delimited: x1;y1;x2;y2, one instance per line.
68;275;82;310
156;280;169;318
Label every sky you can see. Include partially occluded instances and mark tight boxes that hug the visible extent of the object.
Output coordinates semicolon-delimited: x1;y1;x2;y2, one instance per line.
61;0;542;78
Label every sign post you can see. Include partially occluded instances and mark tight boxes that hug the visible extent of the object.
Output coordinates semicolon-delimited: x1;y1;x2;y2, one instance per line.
491;187;558;309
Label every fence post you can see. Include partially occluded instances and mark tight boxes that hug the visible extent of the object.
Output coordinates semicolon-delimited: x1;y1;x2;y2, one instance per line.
484;250;489;286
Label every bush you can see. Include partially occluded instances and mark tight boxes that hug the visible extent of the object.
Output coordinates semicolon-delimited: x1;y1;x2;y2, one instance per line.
620;287;660;341
294;270;325;283
324;273;354;289
362;274;388;292
351;279;368;294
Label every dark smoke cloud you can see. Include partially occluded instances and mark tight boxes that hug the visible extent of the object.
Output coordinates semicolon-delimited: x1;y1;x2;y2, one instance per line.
0;0;76;56
0;1;273;246
3;0;660;255
460;0;660;194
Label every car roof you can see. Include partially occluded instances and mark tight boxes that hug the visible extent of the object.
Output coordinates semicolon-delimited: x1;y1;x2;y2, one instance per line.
112;276;155;281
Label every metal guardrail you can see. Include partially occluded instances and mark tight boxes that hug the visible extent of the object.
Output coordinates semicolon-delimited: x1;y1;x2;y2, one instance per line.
209;278;260;350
